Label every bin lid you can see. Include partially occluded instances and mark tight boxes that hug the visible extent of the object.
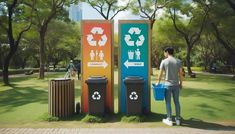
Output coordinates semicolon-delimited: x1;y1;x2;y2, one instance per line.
85;76;107;84
124;76;144;83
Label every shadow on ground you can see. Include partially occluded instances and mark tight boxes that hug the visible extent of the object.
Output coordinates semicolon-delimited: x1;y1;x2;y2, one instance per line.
181;117;235;130
0;85;48;114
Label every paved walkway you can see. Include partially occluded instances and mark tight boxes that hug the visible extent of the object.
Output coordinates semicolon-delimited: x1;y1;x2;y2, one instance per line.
0;128;235;134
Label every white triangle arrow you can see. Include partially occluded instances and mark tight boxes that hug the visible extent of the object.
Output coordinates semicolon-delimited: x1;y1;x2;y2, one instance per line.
124;60;144;68
87;61;108;69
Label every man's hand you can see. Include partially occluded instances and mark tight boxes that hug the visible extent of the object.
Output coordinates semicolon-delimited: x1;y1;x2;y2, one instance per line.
156;80;160;85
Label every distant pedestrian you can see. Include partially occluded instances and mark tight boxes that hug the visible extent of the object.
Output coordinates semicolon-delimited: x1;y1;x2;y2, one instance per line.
65;60;76;78
156;47;184;126
77;60;81;80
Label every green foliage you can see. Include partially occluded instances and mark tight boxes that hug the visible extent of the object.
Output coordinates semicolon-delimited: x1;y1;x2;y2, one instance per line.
46;21;81;66
40;113;59;122
81;115;106;123
121;115;146;123
152;18;185;67
131;0;168;15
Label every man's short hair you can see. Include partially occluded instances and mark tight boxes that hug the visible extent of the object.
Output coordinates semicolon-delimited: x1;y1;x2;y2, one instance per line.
164;47;174;55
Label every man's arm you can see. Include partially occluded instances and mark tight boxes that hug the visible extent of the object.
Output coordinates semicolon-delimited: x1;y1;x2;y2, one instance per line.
179;68;184;89
156;69;164;84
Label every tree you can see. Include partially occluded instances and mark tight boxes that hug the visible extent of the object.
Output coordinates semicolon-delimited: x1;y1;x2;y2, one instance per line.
168;0;210;75
226;0;235;11
32;0;78;79
207;0;235;76
132;0;170;29
46;21;81;69
152;18;185;68
0;0;35;85
131;0;170;74
82;0;130;20
208;0;235;56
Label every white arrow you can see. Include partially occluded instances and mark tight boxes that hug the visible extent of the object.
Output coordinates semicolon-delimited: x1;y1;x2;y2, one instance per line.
87;61;108;68
87;34;96;46
133;27;141;34
136;35;145;47
124;60;144;68
124;35;134;46
98;34;107;46
128;27;141;34
91;27;104;34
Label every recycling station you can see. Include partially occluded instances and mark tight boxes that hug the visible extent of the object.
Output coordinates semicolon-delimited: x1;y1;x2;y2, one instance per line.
81;20;114;114
80;20;150;115
118;20;151;115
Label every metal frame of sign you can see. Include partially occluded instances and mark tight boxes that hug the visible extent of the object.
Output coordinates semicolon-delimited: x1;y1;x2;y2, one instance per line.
81;20;114;113
118;20;151;114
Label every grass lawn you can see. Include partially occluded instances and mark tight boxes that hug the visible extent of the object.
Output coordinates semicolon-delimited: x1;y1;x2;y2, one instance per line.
0;70;235;128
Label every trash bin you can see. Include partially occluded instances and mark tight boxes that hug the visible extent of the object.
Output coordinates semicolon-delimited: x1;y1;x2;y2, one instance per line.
124;76;144;115
48;78;75;117
86;76;107;115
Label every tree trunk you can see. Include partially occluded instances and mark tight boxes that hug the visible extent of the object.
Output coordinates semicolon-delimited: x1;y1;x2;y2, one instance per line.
39;30;46;79
186;47;192;75
3;48;16;85
21;57;27;69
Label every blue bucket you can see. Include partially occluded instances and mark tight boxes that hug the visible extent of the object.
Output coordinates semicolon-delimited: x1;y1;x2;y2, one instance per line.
152;83;166;101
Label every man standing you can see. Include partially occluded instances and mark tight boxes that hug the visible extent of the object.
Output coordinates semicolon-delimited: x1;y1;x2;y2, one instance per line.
156;47;184;126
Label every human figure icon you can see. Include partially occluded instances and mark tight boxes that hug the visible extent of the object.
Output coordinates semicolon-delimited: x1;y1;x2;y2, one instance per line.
135;49;141;60
128;50;134;60
96;50;98;60
90;50;95;61
99;50;104;60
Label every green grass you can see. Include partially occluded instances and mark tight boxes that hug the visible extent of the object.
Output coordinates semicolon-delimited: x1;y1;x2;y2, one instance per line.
0;71;235;128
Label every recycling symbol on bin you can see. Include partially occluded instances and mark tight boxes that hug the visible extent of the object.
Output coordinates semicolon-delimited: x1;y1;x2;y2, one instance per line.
92;91;101;100
87;27;107;47
129;91;138;100
125;27;145;47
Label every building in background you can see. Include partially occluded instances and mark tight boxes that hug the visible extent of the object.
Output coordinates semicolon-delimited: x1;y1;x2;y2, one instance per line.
69;3;82;22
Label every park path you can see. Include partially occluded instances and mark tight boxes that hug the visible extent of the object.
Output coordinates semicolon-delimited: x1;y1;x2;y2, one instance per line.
0;128;235;134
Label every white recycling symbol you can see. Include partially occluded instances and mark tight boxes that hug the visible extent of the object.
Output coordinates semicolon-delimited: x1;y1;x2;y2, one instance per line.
92;91;101;100
87;27;107;47
129;91;138;100
124;27;145;47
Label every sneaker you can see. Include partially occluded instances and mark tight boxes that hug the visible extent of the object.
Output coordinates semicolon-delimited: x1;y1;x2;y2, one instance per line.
175;118;181;126
162;118;173;126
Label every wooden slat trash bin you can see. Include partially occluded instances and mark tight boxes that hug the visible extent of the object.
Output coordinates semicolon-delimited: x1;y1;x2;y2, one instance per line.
48;78;75;117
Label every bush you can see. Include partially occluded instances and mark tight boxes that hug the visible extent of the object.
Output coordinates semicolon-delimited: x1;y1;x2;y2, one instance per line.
81;114;106;123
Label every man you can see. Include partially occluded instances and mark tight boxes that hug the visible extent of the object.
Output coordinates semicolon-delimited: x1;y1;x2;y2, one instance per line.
156;47;184;126
77;60;81;80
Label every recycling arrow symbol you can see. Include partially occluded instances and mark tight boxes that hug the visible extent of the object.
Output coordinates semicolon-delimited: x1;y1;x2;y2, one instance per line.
92;91;101;100
124;27;145;47
87;27;107;47
129;91;138;100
